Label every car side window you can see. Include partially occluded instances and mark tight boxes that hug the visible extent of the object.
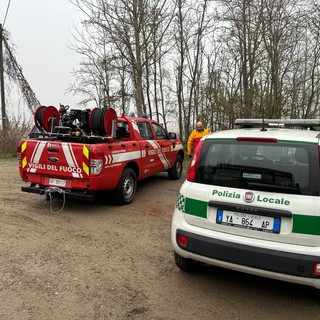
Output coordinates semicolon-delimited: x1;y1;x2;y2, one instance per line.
137;122;154;140
152;123;168;140
116;121;131;138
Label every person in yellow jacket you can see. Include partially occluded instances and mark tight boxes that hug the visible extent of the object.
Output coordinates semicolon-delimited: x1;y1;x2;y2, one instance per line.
187;121;212;158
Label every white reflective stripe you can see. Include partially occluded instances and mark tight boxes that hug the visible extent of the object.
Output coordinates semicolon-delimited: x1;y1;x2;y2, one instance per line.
66;143;80;168
158;153;170;169
61;143;83;178
68;143;80;168
28;141;46;173
105;155;113;165
147;140;159;149
112;151;141;163
31;141;46;163
146;140;170;169
62;143;77;169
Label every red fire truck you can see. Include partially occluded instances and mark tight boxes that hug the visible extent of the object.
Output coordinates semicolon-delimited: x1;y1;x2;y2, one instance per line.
18;105;184;205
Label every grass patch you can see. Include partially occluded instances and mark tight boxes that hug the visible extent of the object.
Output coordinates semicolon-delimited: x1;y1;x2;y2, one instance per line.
183;157;190;171
0;119;32;156
0;153;17;159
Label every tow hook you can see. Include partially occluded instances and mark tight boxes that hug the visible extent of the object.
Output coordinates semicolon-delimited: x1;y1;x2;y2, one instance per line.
44;186;69;214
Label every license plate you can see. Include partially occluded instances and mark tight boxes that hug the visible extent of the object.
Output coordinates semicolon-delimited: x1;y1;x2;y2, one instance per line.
216;209;280;233
49;178;66;187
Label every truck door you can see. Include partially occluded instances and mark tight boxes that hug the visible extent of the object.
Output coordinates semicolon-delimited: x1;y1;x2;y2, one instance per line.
151;122;176;169
136;121;160;177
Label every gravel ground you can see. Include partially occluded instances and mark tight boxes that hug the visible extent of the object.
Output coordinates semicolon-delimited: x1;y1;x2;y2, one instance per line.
1;159;320;320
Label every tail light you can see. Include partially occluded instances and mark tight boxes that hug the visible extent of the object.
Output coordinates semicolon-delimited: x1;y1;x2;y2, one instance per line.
90;151;104;175
314;263;320;275
187;140;204;182
177;234;187;247
236;137;278;143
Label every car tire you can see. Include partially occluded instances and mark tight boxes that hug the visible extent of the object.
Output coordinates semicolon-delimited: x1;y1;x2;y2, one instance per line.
168;155;183;180
174;251;197;272
114;168;137;205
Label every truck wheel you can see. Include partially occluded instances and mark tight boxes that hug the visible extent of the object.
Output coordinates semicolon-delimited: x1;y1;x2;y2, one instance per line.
114;168;137;205
168;155;183;180
174;252;197;272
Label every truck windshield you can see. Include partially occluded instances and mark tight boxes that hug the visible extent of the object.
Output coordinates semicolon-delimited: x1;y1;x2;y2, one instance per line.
194;140;320;196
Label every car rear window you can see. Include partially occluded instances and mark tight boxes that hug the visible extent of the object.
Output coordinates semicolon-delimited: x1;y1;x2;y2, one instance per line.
195;140;320;196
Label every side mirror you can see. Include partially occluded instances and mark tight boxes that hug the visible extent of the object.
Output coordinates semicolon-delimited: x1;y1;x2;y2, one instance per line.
169;132;177;139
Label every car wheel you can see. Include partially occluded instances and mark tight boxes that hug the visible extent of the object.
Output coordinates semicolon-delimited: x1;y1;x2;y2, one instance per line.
174;251;197;272
168;155;183;180
114;168;137;205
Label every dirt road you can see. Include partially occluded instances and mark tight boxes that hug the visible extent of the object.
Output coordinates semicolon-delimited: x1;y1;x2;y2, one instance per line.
1;159;320;320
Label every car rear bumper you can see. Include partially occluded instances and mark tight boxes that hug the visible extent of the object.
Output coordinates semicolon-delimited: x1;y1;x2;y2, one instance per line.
21;185;95;201
175;228;319;278
171;212;320;288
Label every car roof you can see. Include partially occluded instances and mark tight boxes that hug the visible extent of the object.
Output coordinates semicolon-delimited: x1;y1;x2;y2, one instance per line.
204;127;320;144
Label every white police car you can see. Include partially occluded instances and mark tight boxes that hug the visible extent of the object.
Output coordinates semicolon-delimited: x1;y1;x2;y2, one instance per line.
171;119;320;288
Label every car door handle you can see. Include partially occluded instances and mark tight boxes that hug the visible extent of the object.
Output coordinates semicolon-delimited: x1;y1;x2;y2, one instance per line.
145;145;150;148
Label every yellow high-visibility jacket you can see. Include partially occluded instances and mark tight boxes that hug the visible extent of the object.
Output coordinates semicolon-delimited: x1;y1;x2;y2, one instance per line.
187;128;212;156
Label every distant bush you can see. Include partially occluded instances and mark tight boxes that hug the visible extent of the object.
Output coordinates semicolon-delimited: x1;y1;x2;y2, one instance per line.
0;119;32;158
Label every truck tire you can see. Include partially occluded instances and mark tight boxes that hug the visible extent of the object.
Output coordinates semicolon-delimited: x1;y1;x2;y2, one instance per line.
174;252;197;272
114;168;137;205
168;155;183;180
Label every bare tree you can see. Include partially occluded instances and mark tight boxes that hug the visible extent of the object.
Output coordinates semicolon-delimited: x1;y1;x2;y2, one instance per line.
3;30;40;114
259;0;302;118
298;2;320;118
66;0;320;138
173;0;187;140
172;0;214;140
142;1;175;121
212;0;313;121
218;0;263;118
70;0;175;117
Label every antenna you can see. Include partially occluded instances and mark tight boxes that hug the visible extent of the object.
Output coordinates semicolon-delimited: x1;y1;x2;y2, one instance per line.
261;105;267;131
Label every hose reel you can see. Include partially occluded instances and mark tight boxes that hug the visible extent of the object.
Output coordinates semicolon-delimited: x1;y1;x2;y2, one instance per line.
34;105;117;136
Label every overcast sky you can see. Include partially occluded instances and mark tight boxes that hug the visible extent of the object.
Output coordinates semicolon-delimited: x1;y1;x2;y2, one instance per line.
1;0;83;116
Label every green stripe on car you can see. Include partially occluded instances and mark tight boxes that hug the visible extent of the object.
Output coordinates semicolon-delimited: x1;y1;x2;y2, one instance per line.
185;198;207;218
293;215;320;236
183;197;320;236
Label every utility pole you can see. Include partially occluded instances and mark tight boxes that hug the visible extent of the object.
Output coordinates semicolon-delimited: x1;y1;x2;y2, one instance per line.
0;23;7;132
